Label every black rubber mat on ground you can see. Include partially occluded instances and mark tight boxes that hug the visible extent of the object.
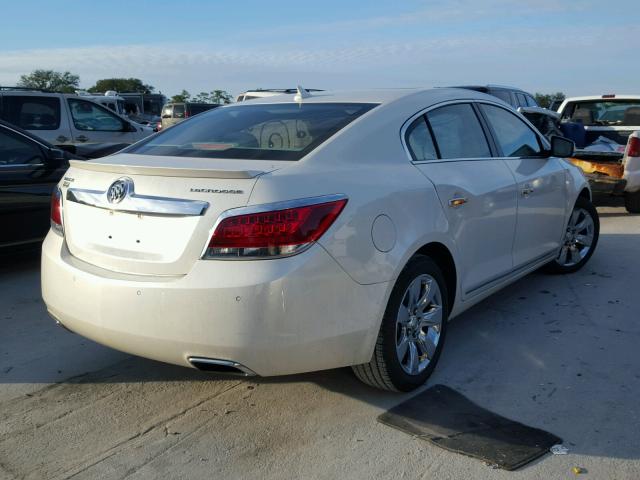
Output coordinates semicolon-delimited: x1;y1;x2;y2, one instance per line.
378;384;561;470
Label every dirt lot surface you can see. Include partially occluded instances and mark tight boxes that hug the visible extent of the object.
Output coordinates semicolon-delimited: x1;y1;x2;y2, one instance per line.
1;205;639;480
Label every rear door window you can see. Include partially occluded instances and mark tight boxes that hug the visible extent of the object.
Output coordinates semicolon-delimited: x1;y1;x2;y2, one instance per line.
126;102;377;161
405;116;437;161
426;104;491;159
1;96;61;130
481;104;542;157
490;89;513;106
0;128;46;166
525;94;538;107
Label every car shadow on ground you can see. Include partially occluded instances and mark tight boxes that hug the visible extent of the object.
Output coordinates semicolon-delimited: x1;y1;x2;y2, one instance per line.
1;233;639;462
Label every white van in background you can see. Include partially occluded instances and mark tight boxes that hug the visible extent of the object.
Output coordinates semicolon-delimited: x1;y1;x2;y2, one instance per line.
0;88;155;147
76;90;127;116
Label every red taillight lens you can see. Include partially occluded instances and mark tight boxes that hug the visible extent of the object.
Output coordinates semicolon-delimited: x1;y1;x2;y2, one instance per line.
204;198;347;258
627;136;640;158
51;187;64;235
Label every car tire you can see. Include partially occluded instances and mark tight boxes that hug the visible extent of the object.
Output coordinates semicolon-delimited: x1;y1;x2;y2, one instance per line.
352;255;449;392
544;196;599;274
624;190;640;214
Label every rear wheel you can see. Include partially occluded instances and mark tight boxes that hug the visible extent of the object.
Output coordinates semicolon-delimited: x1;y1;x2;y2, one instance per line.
545;196;599;274
624;190;640;213
353;256;448;392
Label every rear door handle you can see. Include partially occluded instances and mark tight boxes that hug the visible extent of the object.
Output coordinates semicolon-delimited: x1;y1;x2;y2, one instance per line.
76;135;89;143
56;135;68;143
448;197;468;208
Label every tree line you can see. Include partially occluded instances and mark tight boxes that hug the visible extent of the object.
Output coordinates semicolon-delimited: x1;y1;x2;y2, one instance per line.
16;69;231;104
16;69;565;109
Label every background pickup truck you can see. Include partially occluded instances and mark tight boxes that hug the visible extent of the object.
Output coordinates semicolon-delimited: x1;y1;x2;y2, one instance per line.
556;95;640;213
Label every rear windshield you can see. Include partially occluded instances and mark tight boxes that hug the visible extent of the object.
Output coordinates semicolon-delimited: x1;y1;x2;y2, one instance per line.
562;100;640;126
125;103;377;160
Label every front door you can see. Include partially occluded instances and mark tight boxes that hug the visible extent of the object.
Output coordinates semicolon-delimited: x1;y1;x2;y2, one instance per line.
67;98;135;145
407;103;518;298
478;103;567;267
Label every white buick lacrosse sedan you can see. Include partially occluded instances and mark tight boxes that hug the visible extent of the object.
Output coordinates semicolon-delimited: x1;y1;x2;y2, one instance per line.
42;88;598;391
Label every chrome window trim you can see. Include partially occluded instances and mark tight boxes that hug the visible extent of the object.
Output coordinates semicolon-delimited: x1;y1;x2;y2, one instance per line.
0;124;52;150
0;163;46;168
66;187;209;216
200;193;348;260
399;99;548;164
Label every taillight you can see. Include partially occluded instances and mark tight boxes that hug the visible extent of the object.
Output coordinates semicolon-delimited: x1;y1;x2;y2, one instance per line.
203;196;347;259
51;187;64;235
627;136;640;158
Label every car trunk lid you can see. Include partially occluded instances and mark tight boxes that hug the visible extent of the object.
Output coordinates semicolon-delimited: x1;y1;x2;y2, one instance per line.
61;154;284;275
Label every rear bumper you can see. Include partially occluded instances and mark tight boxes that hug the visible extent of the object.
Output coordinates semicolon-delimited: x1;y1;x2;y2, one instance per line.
584;173;627;195
41;232;388;376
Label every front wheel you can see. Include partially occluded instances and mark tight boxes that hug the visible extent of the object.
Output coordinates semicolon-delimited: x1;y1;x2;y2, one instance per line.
545;196;599;274
352;255;449;392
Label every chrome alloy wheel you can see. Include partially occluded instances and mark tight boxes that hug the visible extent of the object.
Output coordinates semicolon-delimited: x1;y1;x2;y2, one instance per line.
395;274;443;375
558;207;595;267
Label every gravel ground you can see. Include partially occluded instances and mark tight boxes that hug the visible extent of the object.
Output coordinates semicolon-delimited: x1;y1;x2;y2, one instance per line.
1;204;639;480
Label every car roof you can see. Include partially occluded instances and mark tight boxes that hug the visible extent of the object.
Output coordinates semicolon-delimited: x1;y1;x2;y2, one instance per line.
451;84;528;93
562;95;640;101
232;87;499;107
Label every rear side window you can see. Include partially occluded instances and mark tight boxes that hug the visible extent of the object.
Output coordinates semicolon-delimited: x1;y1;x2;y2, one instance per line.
0;128;46;165
1;96;61;130
405;117;437;161
515;93;527;107
426;104;491;159
525;95;538;107
490;89;513;106
126;103;377;161
481;104;542;157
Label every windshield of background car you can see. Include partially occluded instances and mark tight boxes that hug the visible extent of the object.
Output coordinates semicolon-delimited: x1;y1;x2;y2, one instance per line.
125;103;377;160
563;100;640;126
143;97;164;116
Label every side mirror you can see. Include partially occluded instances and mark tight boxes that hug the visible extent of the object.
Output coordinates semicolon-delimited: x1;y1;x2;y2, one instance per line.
49;147;69;159
549;135;574;158
123;122;138;133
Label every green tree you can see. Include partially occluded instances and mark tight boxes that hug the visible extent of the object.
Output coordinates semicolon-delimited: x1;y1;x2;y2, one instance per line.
534;92;566;109
190;90;233;104
88;78;154;94
170;90;191;103
17;69;80;93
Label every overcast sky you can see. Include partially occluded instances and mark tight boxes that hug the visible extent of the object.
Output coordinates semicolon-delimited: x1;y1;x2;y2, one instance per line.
1;0;637;97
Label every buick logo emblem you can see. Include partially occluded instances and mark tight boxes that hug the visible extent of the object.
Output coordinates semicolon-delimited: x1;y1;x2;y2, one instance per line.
107;178;132;204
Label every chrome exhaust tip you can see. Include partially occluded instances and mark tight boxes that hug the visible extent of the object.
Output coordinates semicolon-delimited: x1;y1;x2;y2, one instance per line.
188;357;256;376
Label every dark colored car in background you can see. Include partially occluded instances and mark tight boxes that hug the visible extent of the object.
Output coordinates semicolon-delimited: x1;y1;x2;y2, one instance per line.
0;120;125;252
452;84;539;109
